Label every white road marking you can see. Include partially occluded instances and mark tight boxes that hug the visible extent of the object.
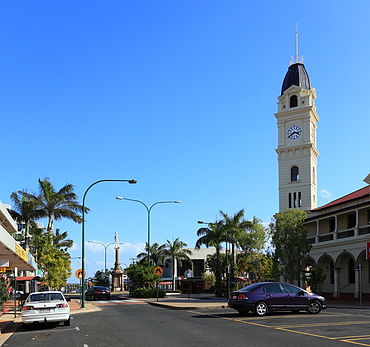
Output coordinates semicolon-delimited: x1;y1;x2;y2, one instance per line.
83;344;88;347
75;326;80;331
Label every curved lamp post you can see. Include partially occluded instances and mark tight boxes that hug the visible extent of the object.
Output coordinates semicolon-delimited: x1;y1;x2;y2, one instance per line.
116;197;181;266
87;240;122;273
197;220;231;299
81;179;137;309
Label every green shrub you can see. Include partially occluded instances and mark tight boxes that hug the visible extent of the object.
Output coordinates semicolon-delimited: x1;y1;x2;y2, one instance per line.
131;287;166;298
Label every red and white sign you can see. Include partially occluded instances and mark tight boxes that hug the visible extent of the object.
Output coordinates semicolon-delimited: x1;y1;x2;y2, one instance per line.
366;242;370;260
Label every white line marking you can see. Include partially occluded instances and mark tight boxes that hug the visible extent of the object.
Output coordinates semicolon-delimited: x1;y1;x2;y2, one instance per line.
75;326;80;331
83;344;88;347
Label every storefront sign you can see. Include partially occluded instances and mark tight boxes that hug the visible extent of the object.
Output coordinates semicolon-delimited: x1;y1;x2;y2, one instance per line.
0;267;11;273
15;244;29;262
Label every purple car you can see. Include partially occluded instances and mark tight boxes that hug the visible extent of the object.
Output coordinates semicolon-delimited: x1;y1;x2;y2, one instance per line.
228;282;327;316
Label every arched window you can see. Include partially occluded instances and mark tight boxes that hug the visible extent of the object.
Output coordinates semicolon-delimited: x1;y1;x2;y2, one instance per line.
290;95;298;108
348;258;355;284
291;166;299;181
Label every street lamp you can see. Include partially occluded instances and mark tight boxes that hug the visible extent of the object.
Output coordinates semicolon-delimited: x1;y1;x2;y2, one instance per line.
116;197;181;266
87;240;119;274
197;220;231;299
81;179;137;309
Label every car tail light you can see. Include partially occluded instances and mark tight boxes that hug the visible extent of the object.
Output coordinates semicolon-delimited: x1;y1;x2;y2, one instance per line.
237;294;247;300
95;291;100;294
23;305;34;310
56;303;68;308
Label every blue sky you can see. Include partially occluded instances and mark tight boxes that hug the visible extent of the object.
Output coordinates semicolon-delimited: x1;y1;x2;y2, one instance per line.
1;1;369;282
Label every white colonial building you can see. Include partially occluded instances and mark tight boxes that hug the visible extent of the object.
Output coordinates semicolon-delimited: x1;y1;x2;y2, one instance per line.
276;54;370;300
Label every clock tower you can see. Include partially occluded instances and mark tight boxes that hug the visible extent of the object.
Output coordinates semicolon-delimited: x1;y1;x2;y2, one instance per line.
275;60;319;212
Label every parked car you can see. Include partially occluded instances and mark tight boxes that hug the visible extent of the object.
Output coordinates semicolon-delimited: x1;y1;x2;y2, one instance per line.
22;291;70;327
85;286;111;300
228;282;326;316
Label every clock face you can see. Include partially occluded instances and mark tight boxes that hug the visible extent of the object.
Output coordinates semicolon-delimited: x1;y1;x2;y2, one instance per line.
286;125;302;141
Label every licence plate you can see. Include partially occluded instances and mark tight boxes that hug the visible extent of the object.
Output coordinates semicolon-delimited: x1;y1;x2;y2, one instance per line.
39;309;51;313
232;296;237;300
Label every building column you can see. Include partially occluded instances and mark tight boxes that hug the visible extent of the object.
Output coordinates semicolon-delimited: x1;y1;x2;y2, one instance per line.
333;215;338;240
354;266;360;298
315;220;320;243
334;268;340;298
354;209;359;237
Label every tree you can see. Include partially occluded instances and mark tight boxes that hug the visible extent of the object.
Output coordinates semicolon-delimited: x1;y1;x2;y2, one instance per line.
236;252;273;282
163;238;192;291
237;217;267;252
0;275;11;312
53;229;73;251
126;263;160;289
220;209;253;276
269;209;310;284
137;243;166;266
33;231;72;289
9;192;40;248
195;220;225;297
20;178;86;234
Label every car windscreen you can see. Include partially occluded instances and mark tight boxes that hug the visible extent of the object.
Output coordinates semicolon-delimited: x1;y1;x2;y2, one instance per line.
239;283;263;292
29;293;64;302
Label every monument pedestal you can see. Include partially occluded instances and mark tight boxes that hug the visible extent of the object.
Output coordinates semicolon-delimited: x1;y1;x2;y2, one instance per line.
111;246;124;291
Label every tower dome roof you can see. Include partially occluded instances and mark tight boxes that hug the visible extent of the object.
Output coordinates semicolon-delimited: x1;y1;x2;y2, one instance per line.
281;63;311;95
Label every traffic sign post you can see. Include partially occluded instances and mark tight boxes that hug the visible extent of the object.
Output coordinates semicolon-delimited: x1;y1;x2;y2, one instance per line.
153;267;163;302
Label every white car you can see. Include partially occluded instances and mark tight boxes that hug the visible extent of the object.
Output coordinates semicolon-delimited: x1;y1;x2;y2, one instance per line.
22;291;70;327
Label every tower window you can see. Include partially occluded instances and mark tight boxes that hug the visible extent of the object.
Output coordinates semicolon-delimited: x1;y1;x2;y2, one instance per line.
289;193;292;208
291;166;299;181
290;95;298;108
293;192;297;208
298;192;302;207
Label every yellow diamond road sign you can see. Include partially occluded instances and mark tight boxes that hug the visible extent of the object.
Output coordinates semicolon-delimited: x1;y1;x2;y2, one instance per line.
153;266;163;277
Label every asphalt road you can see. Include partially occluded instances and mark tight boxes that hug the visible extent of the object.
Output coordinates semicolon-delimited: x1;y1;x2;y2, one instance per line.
4;303;370;346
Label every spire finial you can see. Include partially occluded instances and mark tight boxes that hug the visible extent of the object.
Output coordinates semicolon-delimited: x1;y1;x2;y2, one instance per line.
295;23;299;63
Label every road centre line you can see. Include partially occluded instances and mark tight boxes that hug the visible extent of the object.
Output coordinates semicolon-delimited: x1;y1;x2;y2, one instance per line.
340;340;370;347
277;321;370;329
236;313;354;321
188;310;370;345
336;335;370;340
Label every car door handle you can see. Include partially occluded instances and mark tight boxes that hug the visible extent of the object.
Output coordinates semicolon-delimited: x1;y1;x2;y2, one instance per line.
265;294;272;298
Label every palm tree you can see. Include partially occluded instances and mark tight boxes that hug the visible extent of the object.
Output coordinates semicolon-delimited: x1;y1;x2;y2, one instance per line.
163;238;192;291
9;192;41;248
220;209;252;274
137;242;166;266
21;178;86;234
53;229;73;252
195;220;225;297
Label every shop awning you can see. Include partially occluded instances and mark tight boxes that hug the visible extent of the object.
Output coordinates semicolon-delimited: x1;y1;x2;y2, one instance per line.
16;276;39;281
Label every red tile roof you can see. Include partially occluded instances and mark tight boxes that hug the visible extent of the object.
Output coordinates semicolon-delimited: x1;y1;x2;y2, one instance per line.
315;185;370;211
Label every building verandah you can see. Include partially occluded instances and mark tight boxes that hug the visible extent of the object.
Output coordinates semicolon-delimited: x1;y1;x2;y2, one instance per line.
303;185;370;300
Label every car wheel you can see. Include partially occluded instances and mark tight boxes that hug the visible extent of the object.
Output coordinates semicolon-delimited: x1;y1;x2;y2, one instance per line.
307;301;322;314
255;301;268;317
64;318;71;326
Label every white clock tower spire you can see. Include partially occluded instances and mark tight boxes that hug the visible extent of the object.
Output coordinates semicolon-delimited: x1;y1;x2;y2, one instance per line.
275;42;319;212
